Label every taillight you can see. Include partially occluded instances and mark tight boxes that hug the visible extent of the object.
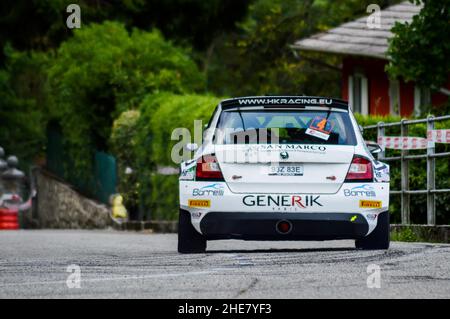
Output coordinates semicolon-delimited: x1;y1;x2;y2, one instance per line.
196;154;224;181
345;155;373;182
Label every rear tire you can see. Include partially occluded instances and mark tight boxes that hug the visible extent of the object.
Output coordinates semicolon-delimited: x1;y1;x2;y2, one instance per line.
178;209;206;254
355;211;390;250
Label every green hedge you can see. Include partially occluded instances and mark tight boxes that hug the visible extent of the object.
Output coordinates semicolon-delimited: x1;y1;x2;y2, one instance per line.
47;21;205;177
111;93;223;220
143;93;223;166
110;110;141;215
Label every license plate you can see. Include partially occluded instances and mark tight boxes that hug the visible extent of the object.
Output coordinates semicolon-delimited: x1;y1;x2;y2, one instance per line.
266;165;303;176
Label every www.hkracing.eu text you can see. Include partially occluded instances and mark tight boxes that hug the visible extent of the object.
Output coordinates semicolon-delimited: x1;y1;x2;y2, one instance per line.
178;303;272;317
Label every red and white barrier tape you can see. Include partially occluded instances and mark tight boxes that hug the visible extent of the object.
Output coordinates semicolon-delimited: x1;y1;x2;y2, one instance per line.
377;136;428;150
427;129;450;144
376;130;450;150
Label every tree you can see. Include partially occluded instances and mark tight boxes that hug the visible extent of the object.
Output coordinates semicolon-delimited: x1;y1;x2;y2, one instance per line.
0;0;250;64
387;0;450;94
47;21;205;173
208;0;335;96
0;46;49;166
121;0;251;51
207;0;400;96
0;0;117;63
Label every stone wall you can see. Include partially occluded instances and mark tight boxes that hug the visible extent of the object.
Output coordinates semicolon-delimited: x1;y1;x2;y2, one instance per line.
36;170;112;229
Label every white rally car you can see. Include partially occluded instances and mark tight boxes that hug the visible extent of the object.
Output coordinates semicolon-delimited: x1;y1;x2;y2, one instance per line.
178;96;390;253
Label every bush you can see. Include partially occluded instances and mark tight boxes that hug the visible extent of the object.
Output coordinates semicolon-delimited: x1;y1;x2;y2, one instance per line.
391;227;419;242
142;93;223;166
47;21;205;176
110;93;223;220
110;110;140;216
141;94;223;220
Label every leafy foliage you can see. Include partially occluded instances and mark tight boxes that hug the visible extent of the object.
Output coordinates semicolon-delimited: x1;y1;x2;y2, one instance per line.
117;0;251;50
391;227;419;242
208;0;401;96
142;93;223;166
47;21;205;174
387;0;450;90
110;110;141;214
0;0;250;65
137;93;222;220
0;46;49;166
110;93;222;219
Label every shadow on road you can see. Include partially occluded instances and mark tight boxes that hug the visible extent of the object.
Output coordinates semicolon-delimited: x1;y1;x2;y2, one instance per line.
206;247;356;254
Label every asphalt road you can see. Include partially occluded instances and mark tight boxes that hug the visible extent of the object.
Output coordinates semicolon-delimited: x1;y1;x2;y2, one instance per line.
0;230;449;298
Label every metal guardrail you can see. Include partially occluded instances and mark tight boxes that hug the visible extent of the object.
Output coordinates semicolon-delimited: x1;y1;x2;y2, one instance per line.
364;115;450;226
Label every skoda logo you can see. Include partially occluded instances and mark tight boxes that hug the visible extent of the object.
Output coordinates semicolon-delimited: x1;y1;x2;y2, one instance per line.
280;151;289;160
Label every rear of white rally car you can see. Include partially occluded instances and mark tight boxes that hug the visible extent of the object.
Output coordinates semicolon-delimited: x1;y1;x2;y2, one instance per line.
178;96;390;253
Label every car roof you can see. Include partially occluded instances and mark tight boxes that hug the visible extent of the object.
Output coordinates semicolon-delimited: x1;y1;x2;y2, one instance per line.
220;96;349;111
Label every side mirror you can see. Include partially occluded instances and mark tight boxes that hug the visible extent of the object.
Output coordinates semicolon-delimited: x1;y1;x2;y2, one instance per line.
185;143;199;152
366;142;382;155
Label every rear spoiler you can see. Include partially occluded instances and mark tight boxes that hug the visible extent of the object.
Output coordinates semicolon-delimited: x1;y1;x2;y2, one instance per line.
220;96;349;110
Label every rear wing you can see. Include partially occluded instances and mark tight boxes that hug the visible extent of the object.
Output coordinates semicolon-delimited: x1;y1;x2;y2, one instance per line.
220;96;349;110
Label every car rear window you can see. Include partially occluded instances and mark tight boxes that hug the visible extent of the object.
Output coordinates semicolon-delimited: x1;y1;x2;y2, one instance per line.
215;110;357;145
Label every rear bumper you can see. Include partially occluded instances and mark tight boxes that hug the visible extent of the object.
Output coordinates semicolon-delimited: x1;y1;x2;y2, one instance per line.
199;212;369;241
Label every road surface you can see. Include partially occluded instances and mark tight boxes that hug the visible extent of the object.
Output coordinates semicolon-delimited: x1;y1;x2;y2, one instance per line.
0;230;449;298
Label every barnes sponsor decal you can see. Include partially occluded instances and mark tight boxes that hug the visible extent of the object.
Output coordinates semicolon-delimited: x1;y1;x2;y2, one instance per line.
243;195;322;210
344;184;376;197
192;183;225;197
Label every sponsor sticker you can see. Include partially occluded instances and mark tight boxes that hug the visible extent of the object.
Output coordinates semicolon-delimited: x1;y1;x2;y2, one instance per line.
305;117;334;141
188;199;211;208
180;167;195;180
242;195;322;211
373;161;390;182
344;184;376;197
192;183;224;196
191;212;203;219
359;200;382;209
249;144;327;154
237;97;333;106
180;161;196;180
